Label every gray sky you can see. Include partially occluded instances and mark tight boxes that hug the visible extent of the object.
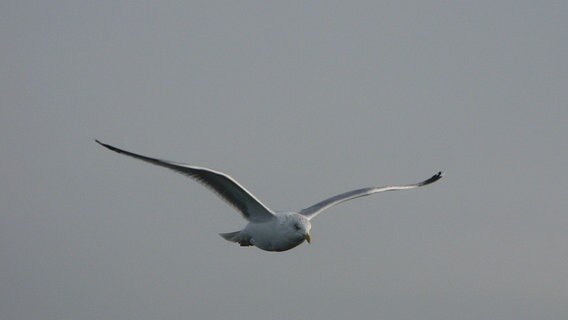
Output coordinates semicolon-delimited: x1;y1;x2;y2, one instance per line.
2;1;567;319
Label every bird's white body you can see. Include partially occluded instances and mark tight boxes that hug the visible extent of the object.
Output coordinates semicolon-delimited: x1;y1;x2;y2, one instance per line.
236;212;311;252
96;140;442;252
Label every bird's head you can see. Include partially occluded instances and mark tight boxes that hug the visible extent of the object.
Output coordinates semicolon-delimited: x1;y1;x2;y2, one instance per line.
288;214;312;244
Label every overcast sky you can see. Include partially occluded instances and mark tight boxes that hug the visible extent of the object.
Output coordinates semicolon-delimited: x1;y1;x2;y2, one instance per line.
2;1;567;319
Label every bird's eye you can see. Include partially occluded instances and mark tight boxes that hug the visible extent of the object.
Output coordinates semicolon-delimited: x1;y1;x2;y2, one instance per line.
293;223;301;231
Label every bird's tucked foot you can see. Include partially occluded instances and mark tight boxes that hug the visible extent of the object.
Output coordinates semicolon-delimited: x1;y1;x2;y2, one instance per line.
238;240;252;246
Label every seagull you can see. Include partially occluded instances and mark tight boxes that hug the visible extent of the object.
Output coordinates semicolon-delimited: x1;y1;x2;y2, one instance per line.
96;140;443;252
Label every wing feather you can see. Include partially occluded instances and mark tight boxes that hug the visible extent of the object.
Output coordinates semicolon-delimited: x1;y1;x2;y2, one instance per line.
299;172;443;220
96;140;275;222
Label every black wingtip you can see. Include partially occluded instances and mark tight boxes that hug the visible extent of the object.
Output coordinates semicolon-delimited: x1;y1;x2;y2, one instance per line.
420;171;444;186
94;139;110;149
94;139;121;154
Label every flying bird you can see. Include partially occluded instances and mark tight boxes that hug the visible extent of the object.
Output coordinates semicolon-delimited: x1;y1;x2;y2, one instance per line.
96;140;443;252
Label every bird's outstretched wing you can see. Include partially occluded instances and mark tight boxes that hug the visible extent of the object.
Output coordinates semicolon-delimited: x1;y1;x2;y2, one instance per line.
299;172;443;220
96;140;275;222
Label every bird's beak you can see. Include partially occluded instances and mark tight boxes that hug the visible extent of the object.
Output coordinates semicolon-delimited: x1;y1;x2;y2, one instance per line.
305;233;311;244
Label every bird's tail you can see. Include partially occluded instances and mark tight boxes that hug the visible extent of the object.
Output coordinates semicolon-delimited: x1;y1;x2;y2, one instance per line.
219;231;251;246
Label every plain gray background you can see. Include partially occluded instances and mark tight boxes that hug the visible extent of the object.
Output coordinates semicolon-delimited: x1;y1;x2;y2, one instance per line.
2;1;567;319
